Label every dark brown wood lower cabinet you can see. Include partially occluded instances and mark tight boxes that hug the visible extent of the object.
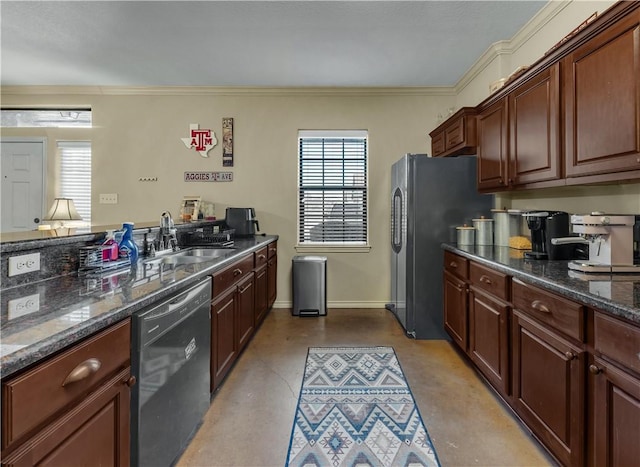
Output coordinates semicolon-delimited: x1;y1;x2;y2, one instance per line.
512;310;585;467
254;264;268;326
590;356;640;467
267;256;277;309
468;287;510;397
1;367;131;467
443;270;468;351
236;272;255;352
211;287;237;392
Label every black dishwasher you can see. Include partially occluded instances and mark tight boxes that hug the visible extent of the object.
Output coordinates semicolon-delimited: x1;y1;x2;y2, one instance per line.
131;277;211;467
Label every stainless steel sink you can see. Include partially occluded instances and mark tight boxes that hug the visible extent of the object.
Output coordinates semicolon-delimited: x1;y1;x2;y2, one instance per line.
144;247;236;265
177;248;237;259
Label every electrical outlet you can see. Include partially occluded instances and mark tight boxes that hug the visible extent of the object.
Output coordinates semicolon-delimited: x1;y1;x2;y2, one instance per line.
99;193;118;204
8;293;40;319
8;253;41;277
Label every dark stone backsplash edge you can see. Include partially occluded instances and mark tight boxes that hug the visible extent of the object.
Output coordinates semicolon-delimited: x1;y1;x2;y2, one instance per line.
442;243;640;325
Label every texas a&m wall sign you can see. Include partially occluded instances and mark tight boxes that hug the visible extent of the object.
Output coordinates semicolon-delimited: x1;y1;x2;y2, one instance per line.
184;171;233;182
181;123;217;157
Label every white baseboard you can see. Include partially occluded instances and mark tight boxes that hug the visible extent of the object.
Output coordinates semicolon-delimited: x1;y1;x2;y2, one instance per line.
272;301;388;309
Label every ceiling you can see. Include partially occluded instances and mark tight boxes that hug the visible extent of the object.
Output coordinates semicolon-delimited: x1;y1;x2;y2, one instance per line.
1;1;547;88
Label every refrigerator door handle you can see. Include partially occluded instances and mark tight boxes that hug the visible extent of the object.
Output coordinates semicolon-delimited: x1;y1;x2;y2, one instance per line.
391;187;403;253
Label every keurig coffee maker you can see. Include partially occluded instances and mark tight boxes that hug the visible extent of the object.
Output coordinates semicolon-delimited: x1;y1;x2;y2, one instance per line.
522;211;550;259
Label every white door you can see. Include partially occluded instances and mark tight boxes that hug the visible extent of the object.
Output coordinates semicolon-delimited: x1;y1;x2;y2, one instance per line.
1;140;45;232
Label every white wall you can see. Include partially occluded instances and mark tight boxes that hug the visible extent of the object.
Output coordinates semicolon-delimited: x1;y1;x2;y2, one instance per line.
1;88;457;308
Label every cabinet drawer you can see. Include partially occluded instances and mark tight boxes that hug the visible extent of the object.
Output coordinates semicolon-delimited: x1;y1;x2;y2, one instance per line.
211;255;253;298
594;311;640;374
512;279;584;342
469;261;508;301
444;251;468;280
254;246;268;268
2;319;131;450
267;242;277;259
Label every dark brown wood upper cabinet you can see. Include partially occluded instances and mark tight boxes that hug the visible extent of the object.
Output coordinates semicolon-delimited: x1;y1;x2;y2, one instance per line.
429;107;477;157
477;98;509;191
564;8;640;181
509;63;561;186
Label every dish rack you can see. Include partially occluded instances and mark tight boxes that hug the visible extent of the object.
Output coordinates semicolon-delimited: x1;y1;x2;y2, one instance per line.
183;227;235;247
78;245;131;274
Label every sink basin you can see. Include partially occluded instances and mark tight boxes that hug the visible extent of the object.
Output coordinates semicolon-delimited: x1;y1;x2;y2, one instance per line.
144;247;236;265
178;248;237;259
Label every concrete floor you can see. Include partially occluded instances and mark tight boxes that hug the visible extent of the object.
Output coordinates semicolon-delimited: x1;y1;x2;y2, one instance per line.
177;309;554;467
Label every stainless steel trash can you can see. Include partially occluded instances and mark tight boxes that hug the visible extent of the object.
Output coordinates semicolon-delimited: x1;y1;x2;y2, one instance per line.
292;256;327;316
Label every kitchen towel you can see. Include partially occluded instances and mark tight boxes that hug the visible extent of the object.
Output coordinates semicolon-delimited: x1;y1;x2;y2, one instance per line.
286;346;440;466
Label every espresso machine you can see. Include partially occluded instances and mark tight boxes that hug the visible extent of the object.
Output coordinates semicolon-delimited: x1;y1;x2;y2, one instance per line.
560;213;640;273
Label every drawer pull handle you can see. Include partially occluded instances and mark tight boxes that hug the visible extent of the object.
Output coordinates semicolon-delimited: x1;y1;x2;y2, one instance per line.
589;364;602;375
479;275;492;285
449;261;458;268
258;254;266;260
565;351;576;361
531;300;550;313
233;268;243;277
270;248;277;254
62;358;101;386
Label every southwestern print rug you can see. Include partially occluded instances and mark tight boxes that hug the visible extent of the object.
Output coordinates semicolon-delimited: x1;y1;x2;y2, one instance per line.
286;347;440;467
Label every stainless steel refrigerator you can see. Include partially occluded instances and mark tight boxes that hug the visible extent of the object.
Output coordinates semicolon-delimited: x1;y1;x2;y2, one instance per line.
387;154;494;339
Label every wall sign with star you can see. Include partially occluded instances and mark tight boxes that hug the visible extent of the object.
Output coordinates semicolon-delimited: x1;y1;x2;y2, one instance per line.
181;123;217;158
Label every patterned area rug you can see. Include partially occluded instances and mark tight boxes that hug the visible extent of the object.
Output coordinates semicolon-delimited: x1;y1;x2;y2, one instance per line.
286;347;440;466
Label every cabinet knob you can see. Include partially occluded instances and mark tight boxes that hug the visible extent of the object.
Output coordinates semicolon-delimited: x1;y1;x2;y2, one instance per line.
62;358;101;386
589;364;602;375
531;300;550;313
126;376;137;387
565;351;577;360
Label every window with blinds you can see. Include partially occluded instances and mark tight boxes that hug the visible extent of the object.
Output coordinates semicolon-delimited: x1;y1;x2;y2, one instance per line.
298;130;368;244
57;141;92;225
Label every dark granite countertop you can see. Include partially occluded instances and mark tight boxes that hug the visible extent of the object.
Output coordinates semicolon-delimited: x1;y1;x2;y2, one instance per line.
0;235;278;379
442;243;640;325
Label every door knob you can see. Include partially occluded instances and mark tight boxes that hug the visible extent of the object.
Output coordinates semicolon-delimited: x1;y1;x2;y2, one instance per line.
34;218;40;223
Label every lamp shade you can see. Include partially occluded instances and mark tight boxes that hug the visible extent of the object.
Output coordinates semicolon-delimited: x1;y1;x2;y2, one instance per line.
44;198;83;221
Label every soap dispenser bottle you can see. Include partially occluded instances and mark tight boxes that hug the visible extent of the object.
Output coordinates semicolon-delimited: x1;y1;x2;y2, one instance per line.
118;222;139;262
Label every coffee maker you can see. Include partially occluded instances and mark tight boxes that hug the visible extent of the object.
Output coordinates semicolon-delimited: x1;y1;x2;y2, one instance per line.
522;211;551;259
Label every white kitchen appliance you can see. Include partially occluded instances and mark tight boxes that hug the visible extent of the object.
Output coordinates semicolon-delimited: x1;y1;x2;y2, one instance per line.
566;213;639;273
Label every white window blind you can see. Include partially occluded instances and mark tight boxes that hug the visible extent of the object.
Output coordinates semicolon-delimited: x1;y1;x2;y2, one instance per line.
57;141;92;225
298;130;368;244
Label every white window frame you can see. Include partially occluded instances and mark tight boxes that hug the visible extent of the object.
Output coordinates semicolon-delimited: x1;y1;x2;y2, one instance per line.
57;141;92;226
296;130;370;253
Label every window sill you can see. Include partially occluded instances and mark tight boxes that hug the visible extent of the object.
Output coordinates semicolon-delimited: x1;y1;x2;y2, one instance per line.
295;244;371;253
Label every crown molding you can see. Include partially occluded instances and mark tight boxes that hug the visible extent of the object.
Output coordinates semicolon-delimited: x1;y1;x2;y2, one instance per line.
1;85;457;98
454;0;572;94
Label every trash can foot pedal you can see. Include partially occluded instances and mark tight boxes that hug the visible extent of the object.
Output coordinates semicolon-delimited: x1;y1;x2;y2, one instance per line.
299;309;320;317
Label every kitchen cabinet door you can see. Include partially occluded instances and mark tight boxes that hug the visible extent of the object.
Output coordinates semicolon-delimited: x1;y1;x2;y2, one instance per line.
468;287;510;398
512;310;585;467
590;356;640;467
254;264;268;326
443;270;468;352
1;367;131;466
211;287;237;392
564;9;640;180
236;272;255;353
267;256;277;309
477;98;509;191
509;64;561;186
